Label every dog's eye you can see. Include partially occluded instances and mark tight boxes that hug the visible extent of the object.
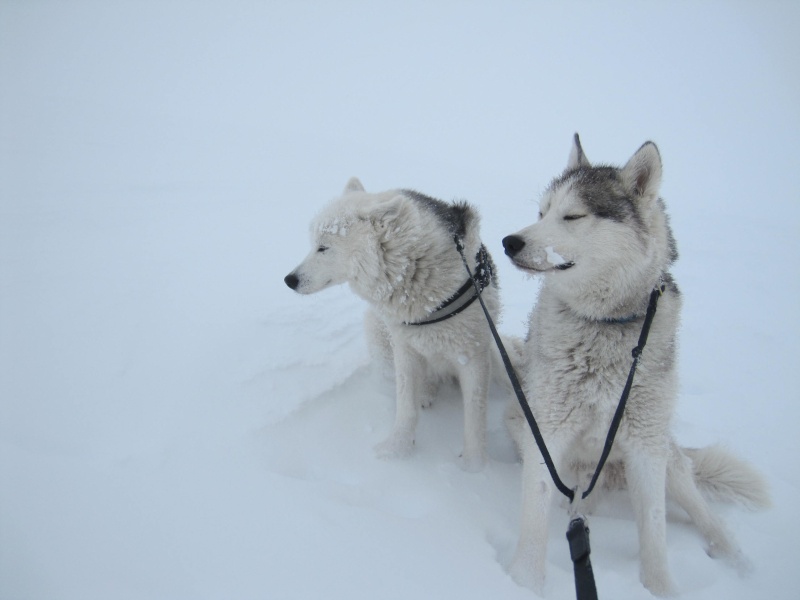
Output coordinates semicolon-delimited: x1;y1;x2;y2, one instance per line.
564;214;586;221
317;246;328;253
538;211;543;220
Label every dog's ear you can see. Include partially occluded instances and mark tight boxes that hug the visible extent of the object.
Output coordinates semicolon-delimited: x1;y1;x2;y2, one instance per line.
566;133;590;170
343;177;365;194
622;142;662;200
369;194;410;226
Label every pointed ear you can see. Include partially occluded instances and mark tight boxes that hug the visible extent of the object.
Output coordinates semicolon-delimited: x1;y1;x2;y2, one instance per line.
566;133;590;170
343;177;365;194
621;142;662;199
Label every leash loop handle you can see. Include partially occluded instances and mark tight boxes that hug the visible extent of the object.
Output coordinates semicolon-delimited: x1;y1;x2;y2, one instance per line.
567;517;599;600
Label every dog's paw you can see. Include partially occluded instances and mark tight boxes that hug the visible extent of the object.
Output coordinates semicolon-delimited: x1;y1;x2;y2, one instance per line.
374;433;415;460
640;570;678;597
732;552;754;577
507;557;545;595
705;539;752;576
718;548;753;577
457;451;487;473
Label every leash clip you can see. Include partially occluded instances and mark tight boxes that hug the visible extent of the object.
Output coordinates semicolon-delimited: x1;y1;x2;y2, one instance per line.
568;485;586;519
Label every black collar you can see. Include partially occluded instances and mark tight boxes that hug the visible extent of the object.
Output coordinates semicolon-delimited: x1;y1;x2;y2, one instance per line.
405;245;493;326
586;278;667;325
597;313;642;325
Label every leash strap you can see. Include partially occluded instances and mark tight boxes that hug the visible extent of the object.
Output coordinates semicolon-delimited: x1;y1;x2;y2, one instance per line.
580;283;664;499
453;237;575;500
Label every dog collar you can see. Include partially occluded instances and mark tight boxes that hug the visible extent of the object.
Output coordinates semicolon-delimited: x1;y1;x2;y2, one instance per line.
598;314;642;325
592;279;666;325
405;245;493;326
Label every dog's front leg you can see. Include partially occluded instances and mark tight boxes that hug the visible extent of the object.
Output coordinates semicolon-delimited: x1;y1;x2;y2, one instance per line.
456;351;489;472
508;432;566;594
625;446;677;596
374;344;423;459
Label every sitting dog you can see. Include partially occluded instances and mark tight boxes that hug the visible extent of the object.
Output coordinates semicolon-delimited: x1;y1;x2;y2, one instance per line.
502;135;768;595
285;178;502;471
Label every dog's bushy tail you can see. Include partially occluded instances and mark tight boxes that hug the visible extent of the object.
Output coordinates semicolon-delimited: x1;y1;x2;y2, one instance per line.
683;444;771;511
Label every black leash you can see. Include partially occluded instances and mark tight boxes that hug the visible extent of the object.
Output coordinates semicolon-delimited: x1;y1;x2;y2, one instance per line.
579;283;665;501
453;236;664;600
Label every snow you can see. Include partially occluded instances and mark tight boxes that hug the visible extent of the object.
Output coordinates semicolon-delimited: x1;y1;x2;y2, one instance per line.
1;1;799;599
545;246;566;266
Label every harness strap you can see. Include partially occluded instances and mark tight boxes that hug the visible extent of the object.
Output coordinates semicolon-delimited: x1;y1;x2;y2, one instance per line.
405;245;493;326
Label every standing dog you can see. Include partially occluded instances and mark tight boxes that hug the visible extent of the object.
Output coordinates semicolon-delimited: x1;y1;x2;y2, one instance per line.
285;178;501;471
502;135;768;595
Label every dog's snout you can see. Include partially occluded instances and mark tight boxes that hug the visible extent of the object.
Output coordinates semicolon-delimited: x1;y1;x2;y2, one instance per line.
502;235;526;257
284;273;299;290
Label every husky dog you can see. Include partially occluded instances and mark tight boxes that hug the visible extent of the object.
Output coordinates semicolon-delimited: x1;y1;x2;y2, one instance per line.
502;135;769;595
284;178;501;471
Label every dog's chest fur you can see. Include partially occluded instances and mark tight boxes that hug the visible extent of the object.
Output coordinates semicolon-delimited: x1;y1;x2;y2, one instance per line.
524;287;679;445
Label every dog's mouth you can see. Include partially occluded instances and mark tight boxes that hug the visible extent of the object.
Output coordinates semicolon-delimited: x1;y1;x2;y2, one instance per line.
511;258;575;273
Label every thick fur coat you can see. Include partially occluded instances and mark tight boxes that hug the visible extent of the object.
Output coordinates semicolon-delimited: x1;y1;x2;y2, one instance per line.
502;135;768;595
285;178;501;471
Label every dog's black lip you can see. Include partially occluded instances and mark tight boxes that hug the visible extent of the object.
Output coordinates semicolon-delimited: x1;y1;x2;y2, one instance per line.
510;259;575;273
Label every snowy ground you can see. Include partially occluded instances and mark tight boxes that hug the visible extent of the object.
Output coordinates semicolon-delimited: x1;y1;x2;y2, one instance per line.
1;2;799;599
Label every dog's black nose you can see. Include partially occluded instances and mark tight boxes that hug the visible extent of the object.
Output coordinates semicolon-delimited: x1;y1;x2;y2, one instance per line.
502;235;526;257
284;273;299;290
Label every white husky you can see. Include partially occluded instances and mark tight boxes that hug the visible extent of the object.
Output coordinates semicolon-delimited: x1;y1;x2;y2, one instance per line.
502;135;769;595
284;178;501;471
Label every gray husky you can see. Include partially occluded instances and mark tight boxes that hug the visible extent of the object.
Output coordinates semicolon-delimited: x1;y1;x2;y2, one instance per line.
285;178;501;471
502;135;769;595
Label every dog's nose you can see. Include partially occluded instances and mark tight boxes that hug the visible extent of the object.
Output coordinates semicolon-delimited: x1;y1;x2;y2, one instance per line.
284;273;299;290
502;235;526;257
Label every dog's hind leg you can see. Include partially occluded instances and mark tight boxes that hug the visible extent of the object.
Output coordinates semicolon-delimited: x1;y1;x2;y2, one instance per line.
374;343;423;459
666;441;752;575
624;445;677;596
455;350;490;472
418;363;439;409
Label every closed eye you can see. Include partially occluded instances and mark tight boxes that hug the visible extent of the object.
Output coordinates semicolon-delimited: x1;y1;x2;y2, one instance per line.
564;214;586;221
317;246;328;253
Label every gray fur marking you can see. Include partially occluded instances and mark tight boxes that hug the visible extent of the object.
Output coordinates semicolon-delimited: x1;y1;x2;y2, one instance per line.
401;189;473;239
